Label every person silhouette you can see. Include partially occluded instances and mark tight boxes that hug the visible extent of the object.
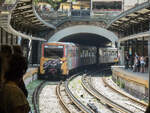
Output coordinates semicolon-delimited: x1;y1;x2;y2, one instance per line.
0;54;30;113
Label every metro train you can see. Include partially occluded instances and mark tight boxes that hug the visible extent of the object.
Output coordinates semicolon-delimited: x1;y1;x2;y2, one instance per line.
99;47;118;64
38;42;118;79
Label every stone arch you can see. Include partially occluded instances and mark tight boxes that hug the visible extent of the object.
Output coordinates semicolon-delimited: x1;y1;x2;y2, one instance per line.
48;25;118;47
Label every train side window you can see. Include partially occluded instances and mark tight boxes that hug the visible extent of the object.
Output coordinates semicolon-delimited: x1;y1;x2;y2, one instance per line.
109;51;112;56
69;48;71;57
65;46;68;56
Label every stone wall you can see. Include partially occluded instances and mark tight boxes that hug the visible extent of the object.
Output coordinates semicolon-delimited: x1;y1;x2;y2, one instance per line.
112;68;148;101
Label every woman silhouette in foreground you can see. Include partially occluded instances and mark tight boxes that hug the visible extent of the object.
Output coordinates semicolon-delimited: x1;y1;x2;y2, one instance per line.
0;54;30;113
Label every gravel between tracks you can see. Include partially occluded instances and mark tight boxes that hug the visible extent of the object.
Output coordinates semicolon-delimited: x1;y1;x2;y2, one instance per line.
39;84;65;113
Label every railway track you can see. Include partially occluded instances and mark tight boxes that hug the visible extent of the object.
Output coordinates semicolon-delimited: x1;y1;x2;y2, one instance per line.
32;81;46;113
66;73;114;113
33;73;94;113
63;74;94;113
32;67;146;113
82;72;146;113
33;81;65;113
56;81;82;113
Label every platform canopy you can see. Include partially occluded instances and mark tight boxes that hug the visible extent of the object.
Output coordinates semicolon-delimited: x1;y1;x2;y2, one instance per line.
11;0;55;34
92;0;121;2
107;2;150;32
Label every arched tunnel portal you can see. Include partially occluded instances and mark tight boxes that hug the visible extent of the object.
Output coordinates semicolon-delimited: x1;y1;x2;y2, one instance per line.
48;25;118;47
59;33;111;47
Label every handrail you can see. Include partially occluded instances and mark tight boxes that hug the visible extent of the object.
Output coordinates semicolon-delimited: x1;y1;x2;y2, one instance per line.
32;1;56;29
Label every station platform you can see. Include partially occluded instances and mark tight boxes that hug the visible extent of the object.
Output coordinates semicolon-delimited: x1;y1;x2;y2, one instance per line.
23;67;38;86
111;66;149;101
113;66;148;81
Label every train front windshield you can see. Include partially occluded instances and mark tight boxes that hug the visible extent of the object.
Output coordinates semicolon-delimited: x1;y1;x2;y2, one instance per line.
44;45;64;58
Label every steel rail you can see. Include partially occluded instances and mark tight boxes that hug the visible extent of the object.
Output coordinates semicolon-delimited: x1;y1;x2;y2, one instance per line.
32;81;46;113
56;81;71;113
81;72;134;113
65;73;94;113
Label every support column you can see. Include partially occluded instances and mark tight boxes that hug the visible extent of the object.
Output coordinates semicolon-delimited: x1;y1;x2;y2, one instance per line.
28;39;32;62
0;28;1;44
16;36;18;44
120;42;125;65
11;34;13;45
142;37;144;56
1;28;3;44
90;0;93;16
135;39;138;54
2;30;6;44
6;32;8;44
148;38;150;102
131;40;134;55
96;47;99;65
122;0;124;12
126;41;129;54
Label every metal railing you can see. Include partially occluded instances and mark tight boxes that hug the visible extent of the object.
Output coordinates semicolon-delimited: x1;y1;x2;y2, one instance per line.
0;0;19;11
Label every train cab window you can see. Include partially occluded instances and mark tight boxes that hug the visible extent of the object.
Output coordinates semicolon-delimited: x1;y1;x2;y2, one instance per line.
44;45;64;58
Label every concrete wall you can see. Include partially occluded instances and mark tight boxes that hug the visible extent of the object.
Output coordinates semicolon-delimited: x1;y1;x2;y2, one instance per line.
112;67;148;100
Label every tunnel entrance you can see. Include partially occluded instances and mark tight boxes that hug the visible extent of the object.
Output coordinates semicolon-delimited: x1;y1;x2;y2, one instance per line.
59;33;111;47
48;25;118;47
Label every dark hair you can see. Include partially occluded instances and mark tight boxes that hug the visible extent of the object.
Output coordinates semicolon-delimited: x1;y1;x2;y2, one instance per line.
12;45;23;56
0;54;8;84
0;55;2;82
1;45;12;55
5;54;28;81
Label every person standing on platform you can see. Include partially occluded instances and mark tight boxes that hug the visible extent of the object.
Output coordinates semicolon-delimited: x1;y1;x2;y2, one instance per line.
124;52;129;69
137;56;141;72
133;54;139;72
140;56;145;73
12;45;28;98
145;56;148;72
128;55;133;70
0;45;12;86
0;54;30;113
